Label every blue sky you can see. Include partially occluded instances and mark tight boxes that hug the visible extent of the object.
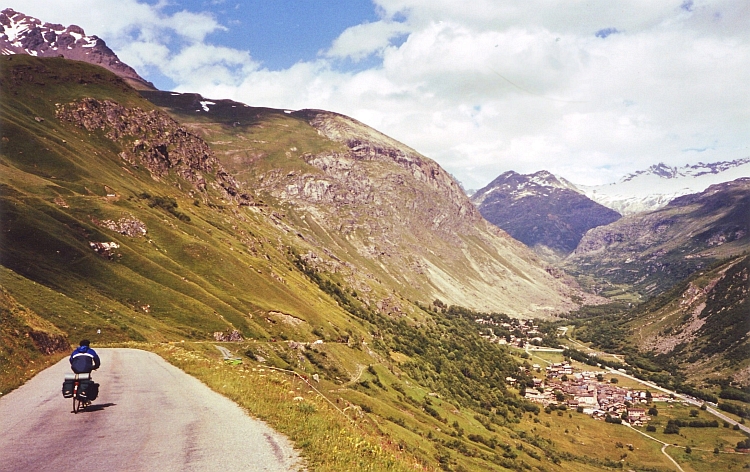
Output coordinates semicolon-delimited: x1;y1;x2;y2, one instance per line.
7;0;750;189
157;1;380;76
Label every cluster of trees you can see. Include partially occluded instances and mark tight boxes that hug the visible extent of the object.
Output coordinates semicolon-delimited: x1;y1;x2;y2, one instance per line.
668;418;719;428
139;192;191;221
292;253;539;420
718;402;750;419
719;387;750;403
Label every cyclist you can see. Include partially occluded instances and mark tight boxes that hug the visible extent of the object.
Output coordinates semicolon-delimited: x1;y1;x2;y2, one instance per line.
69;339;101;374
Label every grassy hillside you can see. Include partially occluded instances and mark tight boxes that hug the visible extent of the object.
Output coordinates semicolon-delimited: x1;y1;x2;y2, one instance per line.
0;55;364;382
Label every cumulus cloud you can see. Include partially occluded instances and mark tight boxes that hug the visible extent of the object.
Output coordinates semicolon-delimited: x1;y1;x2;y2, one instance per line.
326;20;410;61
7;0;749;189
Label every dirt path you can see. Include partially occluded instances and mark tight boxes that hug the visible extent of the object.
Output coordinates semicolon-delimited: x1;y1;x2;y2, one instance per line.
624;424;685;472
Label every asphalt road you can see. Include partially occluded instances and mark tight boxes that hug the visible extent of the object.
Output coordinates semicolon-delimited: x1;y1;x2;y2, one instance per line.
0;348;302;472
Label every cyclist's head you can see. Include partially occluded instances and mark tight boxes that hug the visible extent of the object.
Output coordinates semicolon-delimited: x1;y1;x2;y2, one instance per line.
79;339;91;347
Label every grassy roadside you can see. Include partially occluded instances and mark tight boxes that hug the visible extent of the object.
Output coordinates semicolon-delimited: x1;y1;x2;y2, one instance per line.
147;341;427;472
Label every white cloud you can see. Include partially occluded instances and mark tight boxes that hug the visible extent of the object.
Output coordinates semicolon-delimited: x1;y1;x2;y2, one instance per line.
326;20;409;61
7;0;749;189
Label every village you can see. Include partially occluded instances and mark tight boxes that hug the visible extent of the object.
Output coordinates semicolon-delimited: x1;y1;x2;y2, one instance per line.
511;361;672;427
475;316;546;347
475;317;674;427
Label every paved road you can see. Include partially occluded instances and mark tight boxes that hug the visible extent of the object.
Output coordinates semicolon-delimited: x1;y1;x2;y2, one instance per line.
0;348;302;472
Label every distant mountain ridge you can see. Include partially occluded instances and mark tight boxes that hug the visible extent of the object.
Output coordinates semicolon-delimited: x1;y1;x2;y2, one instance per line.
565;177;750;296
578;158;750;215
0;8;154;90
471;170;621;257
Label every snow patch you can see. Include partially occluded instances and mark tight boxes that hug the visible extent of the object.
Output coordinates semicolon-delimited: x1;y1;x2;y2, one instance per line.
199;100;215;112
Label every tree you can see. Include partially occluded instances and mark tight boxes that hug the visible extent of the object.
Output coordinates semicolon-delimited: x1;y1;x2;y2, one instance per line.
664;422;680;434
596;373;604;382
648;406;658;416
610;377;619;384
685;446;692;454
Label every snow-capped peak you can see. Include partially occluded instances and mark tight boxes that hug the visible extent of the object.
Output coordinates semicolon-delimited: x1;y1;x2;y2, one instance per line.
578;157;750;215
471;170;581;205
0;8;154;89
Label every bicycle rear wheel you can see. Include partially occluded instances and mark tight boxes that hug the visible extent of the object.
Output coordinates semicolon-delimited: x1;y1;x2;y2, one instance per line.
72;382;82;413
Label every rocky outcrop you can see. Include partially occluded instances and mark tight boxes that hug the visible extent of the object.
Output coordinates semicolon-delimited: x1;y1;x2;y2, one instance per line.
56;98;251;205
0;8;154;89
93;216;147;237
288;110;481;239
28;330;70;355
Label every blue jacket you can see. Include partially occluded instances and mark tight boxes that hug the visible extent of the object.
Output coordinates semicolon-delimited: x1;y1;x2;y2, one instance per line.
70;346;101;373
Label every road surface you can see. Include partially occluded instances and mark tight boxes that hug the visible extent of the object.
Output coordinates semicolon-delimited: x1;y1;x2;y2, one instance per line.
0;348;302;472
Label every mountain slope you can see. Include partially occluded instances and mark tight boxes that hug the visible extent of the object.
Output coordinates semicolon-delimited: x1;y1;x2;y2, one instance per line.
565;178;750;296
0;55;358;347
628;254;750;386
140;90;592;316
472;170;621;258
0;8;154;90
578;159;750;215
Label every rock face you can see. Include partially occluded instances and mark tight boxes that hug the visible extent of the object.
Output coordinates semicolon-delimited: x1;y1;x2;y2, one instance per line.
566;178;750;296
472;170;621;257
0;8;154;89
56;98;250;205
